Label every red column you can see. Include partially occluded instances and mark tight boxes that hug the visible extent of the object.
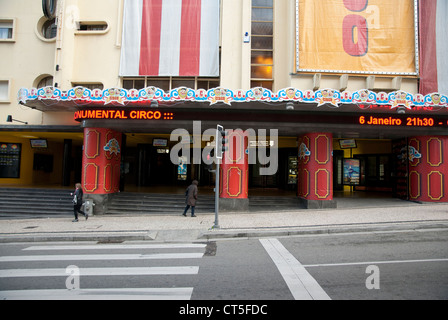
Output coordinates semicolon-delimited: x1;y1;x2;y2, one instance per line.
82;128;122;194
408;136;448;202
219;130;249;211
298;133;335;208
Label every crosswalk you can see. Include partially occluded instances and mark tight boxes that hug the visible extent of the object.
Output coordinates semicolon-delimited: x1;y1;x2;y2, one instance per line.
0;242;207;300
260;238;331;300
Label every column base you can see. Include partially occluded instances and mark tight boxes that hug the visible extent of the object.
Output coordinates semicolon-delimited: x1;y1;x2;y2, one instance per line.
219;198;249;212
299;197;337;209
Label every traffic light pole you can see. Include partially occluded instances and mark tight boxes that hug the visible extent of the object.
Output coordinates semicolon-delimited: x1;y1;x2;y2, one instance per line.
213;156;220;229
213;125;224;229
213;124;228;229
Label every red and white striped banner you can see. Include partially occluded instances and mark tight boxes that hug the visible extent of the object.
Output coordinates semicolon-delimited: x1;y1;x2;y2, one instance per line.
120;0;220;77
419;0;448;95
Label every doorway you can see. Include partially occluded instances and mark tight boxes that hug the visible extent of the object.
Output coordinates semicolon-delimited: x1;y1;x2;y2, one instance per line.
354;154;393;192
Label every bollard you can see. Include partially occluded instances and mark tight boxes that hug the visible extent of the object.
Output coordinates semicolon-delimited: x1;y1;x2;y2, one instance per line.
83;200;95;216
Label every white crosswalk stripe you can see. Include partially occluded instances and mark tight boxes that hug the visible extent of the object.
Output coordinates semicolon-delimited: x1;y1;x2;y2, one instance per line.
0;288;194;300
0;252;204;262
0;266;199;277
260;238;331;300
0;242;206;300
23;244;207;251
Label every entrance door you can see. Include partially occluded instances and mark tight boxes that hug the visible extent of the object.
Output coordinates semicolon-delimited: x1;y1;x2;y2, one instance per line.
250;162;278;188
136;144;151;186
354;154;392;192
392;138;409;200
135;144;176;186
333;150;344;191
150;146;174;185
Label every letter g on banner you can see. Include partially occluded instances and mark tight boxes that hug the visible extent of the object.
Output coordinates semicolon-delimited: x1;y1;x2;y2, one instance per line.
344;0;368;11
343;15;368;57
343;0;368;57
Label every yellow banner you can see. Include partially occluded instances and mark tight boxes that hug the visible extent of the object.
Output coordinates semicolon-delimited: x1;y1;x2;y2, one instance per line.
297;0;416;74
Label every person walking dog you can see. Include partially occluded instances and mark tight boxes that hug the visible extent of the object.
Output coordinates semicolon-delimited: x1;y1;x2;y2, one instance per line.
71;183;88;222
182;180;198;217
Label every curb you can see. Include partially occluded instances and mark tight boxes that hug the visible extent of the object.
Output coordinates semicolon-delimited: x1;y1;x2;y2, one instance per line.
0;231;158;243
1;220;447;243
199;221;448;240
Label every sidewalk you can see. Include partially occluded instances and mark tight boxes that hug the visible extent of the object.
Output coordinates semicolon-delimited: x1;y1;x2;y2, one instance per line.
0;202;447;243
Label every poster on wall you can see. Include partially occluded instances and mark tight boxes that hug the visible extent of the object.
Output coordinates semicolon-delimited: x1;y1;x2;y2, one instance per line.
178;156;188;181
297;0;417;75
0;143;21;178
288;156;298;185
343;158;360;186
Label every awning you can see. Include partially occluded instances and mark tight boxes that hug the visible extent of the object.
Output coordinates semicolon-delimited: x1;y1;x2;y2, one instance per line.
15;86;448;137
18;86;448;114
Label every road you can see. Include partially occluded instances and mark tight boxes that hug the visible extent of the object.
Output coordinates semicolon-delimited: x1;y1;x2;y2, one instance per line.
0;229;447;305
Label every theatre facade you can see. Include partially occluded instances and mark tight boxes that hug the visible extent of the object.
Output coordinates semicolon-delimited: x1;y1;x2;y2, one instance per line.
16;85;448;211
1;0;448;212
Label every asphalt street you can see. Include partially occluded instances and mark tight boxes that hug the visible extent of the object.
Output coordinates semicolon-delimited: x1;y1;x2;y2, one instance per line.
1;228;447;303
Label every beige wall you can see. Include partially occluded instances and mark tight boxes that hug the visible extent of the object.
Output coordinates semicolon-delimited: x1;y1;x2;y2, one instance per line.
0;0;56;125
0;0;419;127
56;0;122;90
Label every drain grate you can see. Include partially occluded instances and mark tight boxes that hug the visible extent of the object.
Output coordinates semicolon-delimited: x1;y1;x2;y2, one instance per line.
23;226;38;229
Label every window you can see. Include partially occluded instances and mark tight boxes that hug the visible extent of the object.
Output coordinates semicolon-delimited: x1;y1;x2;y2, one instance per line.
36;16;56;42
76;21;109;34
122;77;220;91
37;76;53;88
42;18;57;39
0;20;14;41
197;79;220;90
146;79;170;92
172;79;195;90
0;80;10;102
72;83;104;91
251;0;273;90
79;23;107;31
123;79;145;90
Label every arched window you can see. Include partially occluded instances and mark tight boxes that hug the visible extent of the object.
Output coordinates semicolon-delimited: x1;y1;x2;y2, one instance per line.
41;18;57;39
37;76;53;88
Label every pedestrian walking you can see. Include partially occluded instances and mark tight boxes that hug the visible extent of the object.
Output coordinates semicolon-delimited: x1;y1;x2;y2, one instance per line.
182;180;198;217
71;183;88;222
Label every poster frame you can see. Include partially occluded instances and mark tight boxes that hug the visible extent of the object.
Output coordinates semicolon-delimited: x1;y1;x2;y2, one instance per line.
343;158;361;186
295;0;419;76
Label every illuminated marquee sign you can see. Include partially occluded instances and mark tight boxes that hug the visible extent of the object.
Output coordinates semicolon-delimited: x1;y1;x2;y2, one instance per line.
359;116;448;127
74;109;174;121
73;108;448;129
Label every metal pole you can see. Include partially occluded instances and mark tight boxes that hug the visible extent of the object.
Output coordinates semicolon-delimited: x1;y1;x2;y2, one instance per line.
213;156;220;229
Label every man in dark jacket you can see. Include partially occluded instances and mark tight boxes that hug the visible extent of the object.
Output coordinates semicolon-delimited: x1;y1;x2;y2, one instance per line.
71;183;88;222
182;180;198;217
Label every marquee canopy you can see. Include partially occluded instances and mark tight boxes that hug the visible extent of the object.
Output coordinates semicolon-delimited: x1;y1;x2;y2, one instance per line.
18;86;448;113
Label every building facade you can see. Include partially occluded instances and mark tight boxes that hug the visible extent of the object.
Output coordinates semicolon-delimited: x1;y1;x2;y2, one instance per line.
1;0;447;212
